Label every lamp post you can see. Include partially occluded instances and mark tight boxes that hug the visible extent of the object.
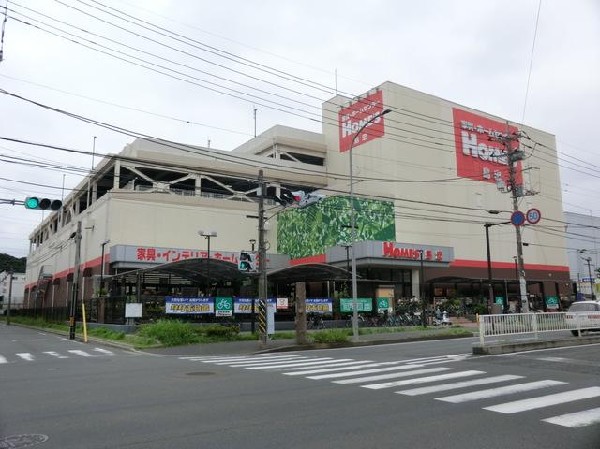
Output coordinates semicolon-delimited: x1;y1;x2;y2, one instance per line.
579;250;596;300
419;249;427;327
484;224;494;313
199;230;217;294
348;107;392;342
99;239;110;296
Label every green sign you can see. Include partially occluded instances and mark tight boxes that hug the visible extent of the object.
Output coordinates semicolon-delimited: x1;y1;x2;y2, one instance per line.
215;297;233;316
340;298;372;313
545;296;559;310
494;296;504;304
377;297;390;312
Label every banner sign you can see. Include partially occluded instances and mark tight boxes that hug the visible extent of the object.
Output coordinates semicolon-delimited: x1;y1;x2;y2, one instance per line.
165;297;214;314
453;108;522;186
339;90;386;152
234;297;254;314
340;298;372;313
306;298;333;314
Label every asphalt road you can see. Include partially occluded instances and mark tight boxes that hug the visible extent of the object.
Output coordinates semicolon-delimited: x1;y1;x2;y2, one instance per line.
1;324;599;449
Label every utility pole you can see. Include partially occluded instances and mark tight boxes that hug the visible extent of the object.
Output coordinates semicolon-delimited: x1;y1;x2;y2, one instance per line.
6;269;13;325
584;257;596;300
69;221;82;340
505;133;530;313
257;170;268;346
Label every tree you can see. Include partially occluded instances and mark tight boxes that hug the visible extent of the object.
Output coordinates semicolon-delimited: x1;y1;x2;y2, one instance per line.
0;253;26;272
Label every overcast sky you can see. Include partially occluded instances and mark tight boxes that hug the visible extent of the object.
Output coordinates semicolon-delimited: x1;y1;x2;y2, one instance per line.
0;0;598;258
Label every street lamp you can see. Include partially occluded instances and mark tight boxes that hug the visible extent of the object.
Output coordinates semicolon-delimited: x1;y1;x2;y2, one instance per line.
99;239;110;296
349;107;392;342
579;250;596;300
199;230;217;294
484;213;510;312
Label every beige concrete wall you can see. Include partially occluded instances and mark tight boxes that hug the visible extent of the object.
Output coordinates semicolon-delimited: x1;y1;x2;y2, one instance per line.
323;81;567;269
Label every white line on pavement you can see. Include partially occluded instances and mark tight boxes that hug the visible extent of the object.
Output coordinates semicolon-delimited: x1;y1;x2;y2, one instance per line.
543;407;600;428
484;387;600;414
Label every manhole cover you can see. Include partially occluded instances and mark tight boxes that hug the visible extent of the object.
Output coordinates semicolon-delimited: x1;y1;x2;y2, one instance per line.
186;371;215;376
0;434;49;448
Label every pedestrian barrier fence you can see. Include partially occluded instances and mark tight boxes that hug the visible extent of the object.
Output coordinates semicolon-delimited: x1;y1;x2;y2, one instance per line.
478;312;600;346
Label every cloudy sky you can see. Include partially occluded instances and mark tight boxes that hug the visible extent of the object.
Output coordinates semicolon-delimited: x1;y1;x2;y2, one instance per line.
0;0;598;257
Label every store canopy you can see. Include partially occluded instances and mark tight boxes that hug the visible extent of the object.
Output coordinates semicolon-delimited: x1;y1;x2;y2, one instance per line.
109;258;351;286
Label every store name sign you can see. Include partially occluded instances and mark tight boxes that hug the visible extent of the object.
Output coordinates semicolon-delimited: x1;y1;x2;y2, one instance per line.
382;242;444;262
453;108;522;186
338;90;386;153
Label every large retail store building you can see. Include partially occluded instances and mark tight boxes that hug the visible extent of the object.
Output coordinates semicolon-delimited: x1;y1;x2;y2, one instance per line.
24;81;571;318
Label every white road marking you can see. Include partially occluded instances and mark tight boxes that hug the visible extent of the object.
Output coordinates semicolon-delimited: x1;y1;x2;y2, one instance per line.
207;355;306;363
67;350;93;357
0;355;7;364
543;407;600;428
93;348;114;355
397;375;525;396
16;353;34;361
284;361;401;376
332;367;451;385
244;358;354;370
359;370;484;388
307;365;437;380
484;387;600;414
230;357;337;368
43;351;69;359
437;380;566;403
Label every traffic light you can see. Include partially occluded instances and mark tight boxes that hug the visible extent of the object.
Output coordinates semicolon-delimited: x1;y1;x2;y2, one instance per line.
24;197;62;210
238;251;257;272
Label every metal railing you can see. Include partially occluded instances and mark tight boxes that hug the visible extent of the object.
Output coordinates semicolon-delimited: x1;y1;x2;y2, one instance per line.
478;312;600;346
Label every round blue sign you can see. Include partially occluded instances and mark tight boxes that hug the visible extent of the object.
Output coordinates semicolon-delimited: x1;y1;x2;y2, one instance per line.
511;210;526;226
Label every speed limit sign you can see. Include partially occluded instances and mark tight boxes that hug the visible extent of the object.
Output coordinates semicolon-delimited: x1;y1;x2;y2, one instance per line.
526;208;541;224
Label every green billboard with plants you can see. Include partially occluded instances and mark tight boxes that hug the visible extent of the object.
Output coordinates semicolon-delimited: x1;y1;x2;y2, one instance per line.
277;195;395;259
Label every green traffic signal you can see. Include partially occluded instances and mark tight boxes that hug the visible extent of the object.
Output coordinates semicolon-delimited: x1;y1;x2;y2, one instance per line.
24;197;62;210
24;197;40;209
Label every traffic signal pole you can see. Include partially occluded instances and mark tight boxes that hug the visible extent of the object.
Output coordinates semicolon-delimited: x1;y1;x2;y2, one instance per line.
69;221;82;340
257;170;268;346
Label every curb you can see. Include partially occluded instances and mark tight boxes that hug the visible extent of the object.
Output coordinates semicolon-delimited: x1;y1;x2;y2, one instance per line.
472;335;600;355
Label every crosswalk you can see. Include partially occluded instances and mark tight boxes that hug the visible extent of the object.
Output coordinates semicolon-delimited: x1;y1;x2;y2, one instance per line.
0;347;115;364
180;353;600;429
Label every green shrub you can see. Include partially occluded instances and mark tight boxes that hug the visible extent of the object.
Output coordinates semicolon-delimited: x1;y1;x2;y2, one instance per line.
88;326;125;340
197;324;240;340
137;319;200;347
311;329;349;343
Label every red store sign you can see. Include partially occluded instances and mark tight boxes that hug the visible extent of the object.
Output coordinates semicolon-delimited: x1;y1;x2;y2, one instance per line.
338;90;387;153
382;242;444;262
453;108;522;186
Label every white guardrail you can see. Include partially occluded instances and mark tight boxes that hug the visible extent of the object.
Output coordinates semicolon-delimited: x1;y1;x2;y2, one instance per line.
478;312;600;346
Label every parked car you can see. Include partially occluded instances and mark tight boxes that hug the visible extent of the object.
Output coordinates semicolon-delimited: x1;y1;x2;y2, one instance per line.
565;300;600;336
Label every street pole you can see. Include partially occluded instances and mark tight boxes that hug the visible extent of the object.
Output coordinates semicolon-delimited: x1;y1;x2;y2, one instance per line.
584;256;595;300
419;250;427;327
100;240;110;295
6;269;13;326
505;134;529;313
485;224;494;312
257;169;268;346
69;221;82;340
199;230;217;295
348;107;391;342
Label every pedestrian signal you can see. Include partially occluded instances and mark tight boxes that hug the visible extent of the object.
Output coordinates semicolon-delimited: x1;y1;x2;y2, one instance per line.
238;251;257;272
24;197;62;210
